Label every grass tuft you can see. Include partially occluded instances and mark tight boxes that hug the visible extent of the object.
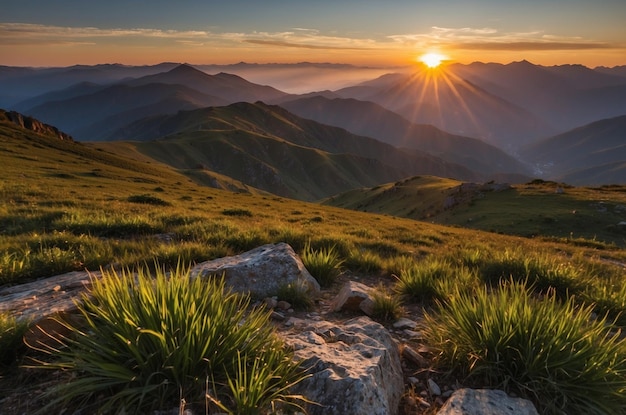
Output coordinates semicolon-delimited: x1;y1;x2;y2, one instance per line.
31;264;307;414
301;242;344;288
0;313;29;369
424;280;626;415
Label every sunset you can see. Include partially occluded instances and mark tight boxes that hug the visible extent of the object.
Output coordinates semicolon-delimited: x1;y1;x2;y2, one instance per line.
1;0;625;68
2;1;626;414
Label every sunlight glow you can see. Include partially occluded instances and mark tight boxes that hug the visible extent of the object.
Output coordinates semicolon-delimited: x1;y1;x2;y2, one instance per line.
419;53;446;68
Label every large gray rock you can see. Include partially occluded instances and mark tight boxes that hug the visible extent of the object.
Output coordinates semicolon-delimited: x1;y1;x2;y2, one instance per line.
190;242;320;299
436;389;539;415
282;316;403;415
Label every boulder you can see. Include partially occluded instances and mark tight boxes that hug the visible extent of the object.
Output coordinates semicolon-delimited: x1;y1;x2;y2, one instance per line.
190;242;320;299
282;316;404;415
436;389;538;415
330;280;374;315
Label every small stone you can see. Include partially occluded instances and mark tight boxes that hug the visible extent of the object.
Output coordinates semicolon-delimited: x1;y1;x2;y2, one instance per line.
277;300;291;310
270;311;285;321
53;285;62;292
408;376;420;386
428;378;441;396
442;390;454;398
263;297;278;309
393;318;417;330
402;345;429;368
403;329;422;339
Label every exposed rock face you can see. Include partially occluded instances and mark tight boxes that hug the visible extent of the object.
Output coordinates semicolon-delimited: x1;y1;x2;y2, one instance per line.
190;242;320;299
2;110;74;141
282;316;404;415
436;389;539;415
330;280;374;315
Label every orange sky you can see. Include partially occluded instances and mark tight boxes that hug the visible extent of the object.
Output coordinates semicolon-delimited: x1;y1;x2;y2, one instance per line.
1;1;625;68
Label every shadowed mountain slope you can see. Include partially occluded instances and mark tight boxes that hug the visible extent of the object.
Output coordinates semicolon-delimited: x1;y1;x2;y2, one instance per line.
280;95;531;179
106;101;479;200
335;65;551;148
520;115;626;185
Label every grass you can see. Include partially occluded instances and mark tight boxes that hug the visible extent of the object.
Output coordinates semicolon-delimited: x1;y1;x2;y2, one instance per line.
370;283;405;323
277;280;314;311
423;280;626;415
30;265;308;414
300;242;344;288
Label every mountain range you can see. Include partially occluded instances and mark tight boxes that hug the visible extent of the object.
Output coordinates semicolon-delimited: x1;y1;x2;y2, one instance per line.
1;60;625;191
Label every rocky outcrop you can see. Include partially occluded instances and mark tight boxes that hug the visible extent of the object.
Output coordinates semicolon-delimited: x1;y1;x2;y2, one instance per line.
436;389;538;415
2;110;74;141
282;316;404;415
190;242;320;299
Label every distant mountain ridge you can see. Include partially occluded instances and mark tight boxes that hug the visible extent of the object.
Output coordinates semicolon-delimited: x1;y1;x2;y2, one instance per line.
280;95;531;178
521;114;626;185
106;101;479;200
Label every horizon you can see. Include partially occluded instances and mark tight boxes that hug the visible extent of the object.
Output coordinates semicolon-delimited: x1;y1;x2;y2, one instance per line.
1;0;625;68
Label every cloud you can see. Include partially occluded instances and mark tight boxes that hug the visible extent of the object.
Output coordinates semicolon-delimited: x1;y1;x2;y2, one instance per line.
244;39;372;50
389;26;618;52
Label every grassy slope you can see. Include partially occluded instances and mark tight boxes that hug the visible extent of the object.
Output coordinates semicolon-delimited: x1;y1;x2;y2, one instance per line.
324;176;626;247
3;111;625;288
98;102;475;201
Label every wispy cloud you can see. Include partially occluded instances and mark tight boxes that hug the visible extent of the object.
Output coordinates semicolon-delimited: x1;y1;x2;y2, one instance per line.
389;26;615;51
0;22;379;51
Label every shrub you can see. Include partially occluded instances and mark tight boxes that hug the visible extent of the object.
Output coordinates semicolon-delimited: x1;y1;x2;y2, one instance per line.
370;283;404;323
301;243;344;288
423;280;626;415
221;208;253;217
277;280;314;311
480;250;583;299
32;265;307;414
345;249;384;274
127;194;170;206
394;258;454;304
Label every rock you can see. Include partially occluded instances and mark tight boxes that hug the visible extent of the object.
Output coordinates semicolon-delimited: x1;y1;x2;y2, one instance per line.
436;389;539;415
330;280;374;315
0;270;100;346
428;378;441;396
276;300;292;310
393;318;417;330
402;345;429;368
282;316;404;415
190;243;320;299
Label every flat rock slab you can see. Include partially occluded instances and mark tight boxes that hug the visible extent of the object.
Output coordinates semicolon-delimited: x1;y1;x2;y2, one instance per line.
436;389;538;415
0;270;99;323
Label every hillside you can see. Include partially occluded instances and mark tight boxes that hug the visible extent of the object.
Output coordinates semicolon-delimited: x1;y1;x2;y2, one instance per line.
280;95;531;179
101;101;478;200
520;115;626;185
324;176;626;246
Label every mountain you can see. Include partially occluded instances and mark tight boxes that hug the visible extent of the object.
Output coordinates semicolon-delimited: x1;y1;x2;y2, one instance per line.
335;65;551;149
280;95;531;179
127;64;292;104
19;64;298;140
107;101;478;200
448;61;626;136
0;63;180;108
520;115;626;185
22;82;228;140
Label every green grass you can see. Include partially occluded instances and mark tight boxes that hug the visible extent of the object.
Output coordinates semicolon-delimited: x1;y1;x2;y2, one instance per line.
31;265;308;414
424;280;626;415
0;312;29;369
370;283;405;323
300;243;344;288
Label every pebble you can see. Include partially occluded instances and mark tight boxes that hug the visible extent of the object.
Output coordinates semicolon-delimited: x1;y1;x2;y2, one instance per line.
393;317;417;330
428;378;441;396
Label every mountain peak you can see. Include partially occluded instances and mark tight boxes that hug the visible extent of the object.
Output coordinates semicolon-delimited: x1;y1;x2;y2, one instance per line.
167;63;205;76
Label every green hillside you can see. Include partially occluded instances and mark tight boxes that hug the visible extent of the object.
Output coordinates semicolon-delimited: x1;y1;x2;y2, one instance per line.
325;176;626;247
100;102;475;201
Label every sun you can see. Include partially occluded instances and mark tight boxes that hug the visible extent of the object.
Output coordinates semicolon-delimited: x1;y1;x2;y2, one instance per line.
419;53;446;68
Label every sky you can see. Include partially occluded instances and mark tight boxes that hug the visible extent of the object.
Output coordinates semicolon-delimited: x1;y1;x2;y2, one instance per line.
1;0;625;68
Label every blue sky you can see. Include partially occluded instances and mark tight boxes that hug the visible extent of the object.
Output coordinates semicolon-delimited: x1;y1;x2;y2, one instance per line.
1;0;624;67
